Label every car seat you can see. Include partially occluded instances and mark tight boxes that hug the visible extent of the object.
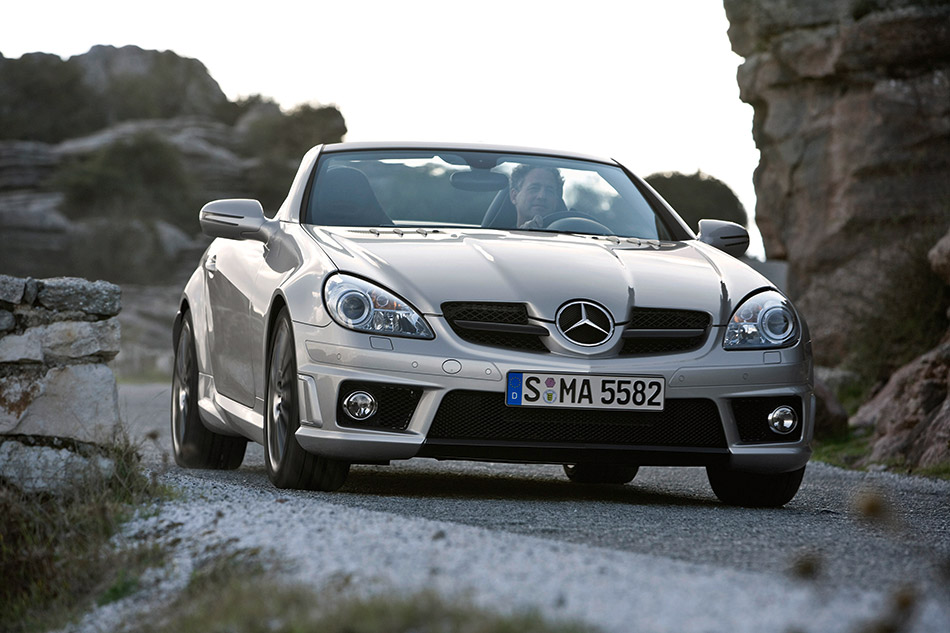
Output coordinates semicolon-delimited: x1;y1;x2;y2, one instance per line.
309;166;394;226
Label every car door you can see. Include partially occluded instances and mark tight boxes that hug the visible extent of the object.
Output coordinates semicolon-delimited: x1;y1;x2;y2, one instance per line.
204;238;265;408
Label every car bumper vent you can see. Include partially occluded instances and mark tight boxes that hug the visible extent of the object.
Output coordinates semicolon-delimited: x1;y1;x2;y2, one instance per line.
336;381;422;431
731;396;804;443
428;391;726;448
442;302;549;352
620;308;711;355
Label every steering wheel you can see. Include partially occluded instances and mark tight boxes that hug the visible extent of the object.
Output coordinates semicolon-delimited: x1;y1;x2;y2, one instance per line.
540;209;598;226
542;210;612;235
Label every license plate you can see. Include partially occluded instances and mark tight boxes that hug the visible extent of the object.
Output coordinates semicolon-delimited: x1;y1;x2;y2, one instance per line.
506;372;665;411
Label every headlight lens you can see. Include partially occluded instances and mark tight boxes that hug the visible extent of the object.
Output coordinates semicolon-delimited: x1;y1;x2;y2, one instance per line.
723;291;799;350
324;274;434;339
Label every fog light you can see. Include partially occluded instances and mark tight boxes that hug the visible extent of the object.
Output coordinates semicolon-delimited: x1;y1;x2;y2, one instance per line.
342;391;377;420
767;405;798;435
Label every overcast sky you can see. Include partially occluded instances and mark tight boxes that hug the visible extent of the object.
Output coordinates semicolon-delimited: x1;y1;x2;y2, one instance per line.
2;0;765;257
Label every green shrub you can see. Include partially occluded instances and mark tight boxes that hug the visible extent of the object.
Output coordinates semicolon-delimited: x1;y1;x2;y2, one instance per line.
54;132;198;230
843;225;950;401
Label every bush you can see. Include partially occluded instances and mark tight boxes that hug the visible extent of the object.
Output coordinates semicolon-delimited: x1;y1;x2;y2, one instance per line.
54;132;198;230
843;222;950;401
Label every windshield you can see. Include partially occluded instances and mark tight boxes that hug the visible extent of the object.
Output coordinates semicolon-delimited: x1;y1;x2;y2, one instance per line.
304;149;675;240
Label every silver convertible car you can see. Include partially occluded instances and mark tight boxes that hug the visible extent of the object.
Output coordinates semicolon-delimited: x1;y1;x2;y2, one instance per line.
172;142;813;507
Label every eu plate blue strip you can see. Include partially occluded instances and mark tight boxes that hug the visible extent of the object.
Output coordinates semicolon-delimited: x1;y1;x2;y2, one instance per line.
506;372;523;405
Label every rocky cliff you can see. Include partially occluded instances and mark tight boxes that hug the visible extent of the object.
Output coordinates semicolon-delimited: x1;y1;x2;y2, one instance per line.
723;0;950;366
0;46;346;284
724;0;950;472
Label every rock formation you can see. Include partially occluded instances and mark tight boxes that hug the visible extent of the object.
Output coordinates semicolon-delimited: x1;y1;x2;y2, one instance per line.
73;45;229;122
723;0;950;365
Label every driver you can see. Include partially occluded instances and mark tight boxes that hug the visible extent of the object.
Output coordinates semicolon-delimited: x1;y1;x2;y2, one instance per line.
509;165;564;229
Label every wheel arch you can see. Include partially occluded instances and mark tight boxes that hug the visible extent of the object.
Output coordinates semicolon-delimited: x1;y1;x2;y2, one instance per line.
172;297;190;348
264;292;290;366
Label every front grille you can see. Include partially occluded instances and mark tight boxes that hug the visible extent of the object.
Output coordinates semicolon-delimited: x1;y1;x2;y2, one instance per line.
336;381;422;431
428;391;726;448
620;308;711;355
732;396;804;443
442;302;548;352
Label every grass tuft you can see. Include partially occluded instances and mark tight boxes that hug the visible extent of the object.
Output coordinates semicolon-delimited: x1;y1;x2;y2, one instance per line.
811;431;873;470
0;430;169;633
141;554;595;633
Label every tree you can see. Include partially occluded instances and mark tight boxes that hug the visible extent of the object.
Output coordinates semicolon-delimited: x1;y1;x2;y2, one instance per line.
645;171;747;232
0;54;106;142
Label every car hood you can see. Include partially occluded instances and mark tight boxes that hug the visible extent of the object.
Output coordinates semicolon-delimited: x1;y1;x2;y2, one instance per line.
305;227;773;325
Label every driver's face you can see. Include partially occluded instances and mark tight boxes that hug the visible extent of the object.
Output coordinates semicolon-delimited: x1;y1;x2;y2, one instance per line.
511;168;560;222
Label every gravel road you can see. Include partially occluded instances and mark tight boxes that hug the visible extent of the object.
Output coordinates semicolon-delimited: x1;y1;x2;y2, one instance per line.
78;383;950;633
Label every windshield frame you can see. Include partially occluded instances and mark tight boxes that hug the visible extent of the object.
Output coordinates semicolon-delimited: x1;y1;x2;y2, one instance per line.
299;145;694;241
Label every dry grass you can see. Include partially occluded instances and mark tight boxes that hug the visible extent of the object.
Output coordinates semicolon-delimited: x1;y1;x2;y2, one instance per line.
140;552;595;633
0;431;168;633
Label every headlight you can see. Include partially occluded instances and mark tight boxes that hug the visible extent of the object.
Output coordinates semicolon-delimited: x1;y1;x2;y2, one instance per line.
723;290;799;350
324;274;434;339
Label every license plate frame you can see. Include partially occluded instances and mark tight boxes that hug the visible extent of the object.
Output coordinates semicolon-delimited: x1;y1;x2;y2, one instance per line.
505;372;665;411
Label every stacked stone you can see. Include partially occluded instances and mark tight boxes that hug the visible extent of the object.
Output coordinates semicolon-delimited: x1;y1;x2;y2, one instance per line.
0;274;122;457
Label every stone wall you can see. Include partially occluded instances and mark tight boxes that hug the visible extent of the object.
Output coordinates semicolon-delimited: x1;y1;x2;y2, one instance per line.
723;0;950;364
0;275;121;445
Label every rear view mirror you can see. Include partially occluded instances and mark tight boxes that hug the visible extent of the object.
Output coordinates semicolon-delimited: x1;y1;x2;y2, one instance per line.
697;219;749;257
199;199;276;242
450;170;509;192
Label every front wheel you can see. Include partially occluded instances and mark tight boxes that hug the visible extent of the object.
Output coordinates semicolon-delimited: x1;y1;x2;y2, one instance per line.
171;312;247;469
563;463;639;485
264;308;350;491
706;465;806;507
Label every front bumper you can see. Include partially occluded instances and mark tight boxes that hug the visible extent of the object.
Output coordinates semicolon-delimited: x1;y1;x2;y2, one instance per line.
292;319;814;474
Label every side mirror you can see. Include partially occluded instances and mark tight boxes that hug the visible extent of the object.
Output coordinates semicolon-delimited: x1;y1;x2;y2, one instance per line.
199;199;276;242
697;219;749;257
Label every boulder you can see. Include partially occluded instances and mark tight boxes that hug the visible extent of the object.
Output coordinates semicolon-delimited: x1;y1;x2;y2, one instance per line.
0;436;114;495
36;277;121;316
38;319;121;363
0;274;25;305
0;363;121;445
851;342;950;470
928;228;950;286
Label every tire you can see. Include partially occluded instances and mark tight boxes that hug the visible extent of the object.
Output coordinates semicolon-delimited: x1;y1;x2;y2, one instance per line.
171;311;247;469
563;463;639;485
706;465;806;507
265;308;350;491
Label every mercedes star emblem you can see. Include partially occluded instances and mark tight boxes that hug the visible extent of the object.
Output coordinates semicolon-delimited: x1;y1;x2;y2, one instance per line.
556;300;614;346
